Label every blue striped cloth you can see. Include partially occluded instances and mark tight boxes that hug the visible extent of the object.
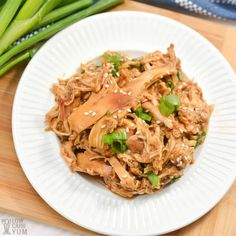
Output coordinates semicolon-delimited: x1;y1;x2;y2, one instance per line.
135;0;236;20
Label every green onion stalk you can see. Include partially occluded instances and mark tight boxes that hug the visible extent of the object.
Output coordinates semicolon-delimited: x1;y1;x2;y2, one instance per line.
57;0;79;8
0;0;123;71
0;0;24;38
0;0;63;55
0;0;7;8
34;0;93;29
0;43;43;76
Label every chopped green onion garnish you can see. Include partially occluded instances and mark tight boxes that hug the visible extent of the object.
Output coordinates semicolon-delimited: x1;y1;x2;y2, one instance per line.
166;80;174;89
103;130;128;153
111;131;127;140
143;165;153;174
105;54;121;66
111;69;117;77
135;107;152;122
177;71;183;81
103;53;122;76
103;134;113;145
128;63;142;71
134;63;142;71
111;141;127;153
195;131;206;148
81;69;85;74
159;95;180;116
147;171;160;188
170;176;181;184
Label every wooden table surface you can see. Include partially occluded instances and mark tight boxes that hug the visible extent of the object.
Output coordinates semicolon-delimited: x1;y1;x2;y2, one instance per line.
0;1;236;235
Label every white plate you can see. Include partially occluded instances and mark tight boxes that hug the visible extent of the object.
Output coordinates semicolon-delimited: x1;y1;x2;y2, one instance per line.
12;12;236;235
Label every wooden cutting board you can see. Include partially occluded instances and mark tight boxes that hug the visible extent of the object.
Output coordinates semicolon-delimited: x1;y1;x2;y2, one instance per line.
0;1;236;235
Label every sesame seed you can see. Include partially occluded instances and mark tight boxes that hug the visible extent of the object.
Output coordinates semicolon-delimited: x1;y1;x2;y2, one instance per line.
179;128;183;133
113;115;117;119
84;112;89;116
114;89;118;93
89;110;93;114
101;124;106;129
104;72;108;78
116;72;120;77
120;89;123;93
127;91;132;96
127;108;131;112
130;123;135;127
104;84;109;88
136;131;140;135
123;91;127;95
167;70;170;75
126;128;129;132
92;112;96;116
118;110;122;114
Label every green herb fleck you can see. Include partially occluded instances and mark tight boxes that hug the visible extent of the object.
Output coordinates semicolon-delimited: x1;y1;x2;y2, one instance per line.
143;165;153;174
81;69;85;74
195;131;206;148
170;176;181;184
111;69;117;77
147;172;160;188
135;107;152;122
105;110;111;116
129;63;142;71
159;95;180;116
177;71;183;81
166;80;174;89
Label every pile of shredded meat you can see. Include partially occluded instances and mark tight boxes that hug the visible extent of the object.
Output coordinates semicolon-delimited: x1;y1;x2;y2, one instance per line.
45;44;212;198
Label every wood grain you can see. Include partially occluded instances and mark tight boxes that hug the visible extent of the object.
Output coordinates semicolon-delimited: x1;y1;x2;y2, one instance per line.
0;1;235;235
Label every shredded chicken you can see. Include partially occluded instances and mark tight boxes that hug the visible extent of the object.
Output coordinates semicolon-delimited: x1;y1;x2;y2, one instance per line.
72;151;113;178
45;45;212;198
